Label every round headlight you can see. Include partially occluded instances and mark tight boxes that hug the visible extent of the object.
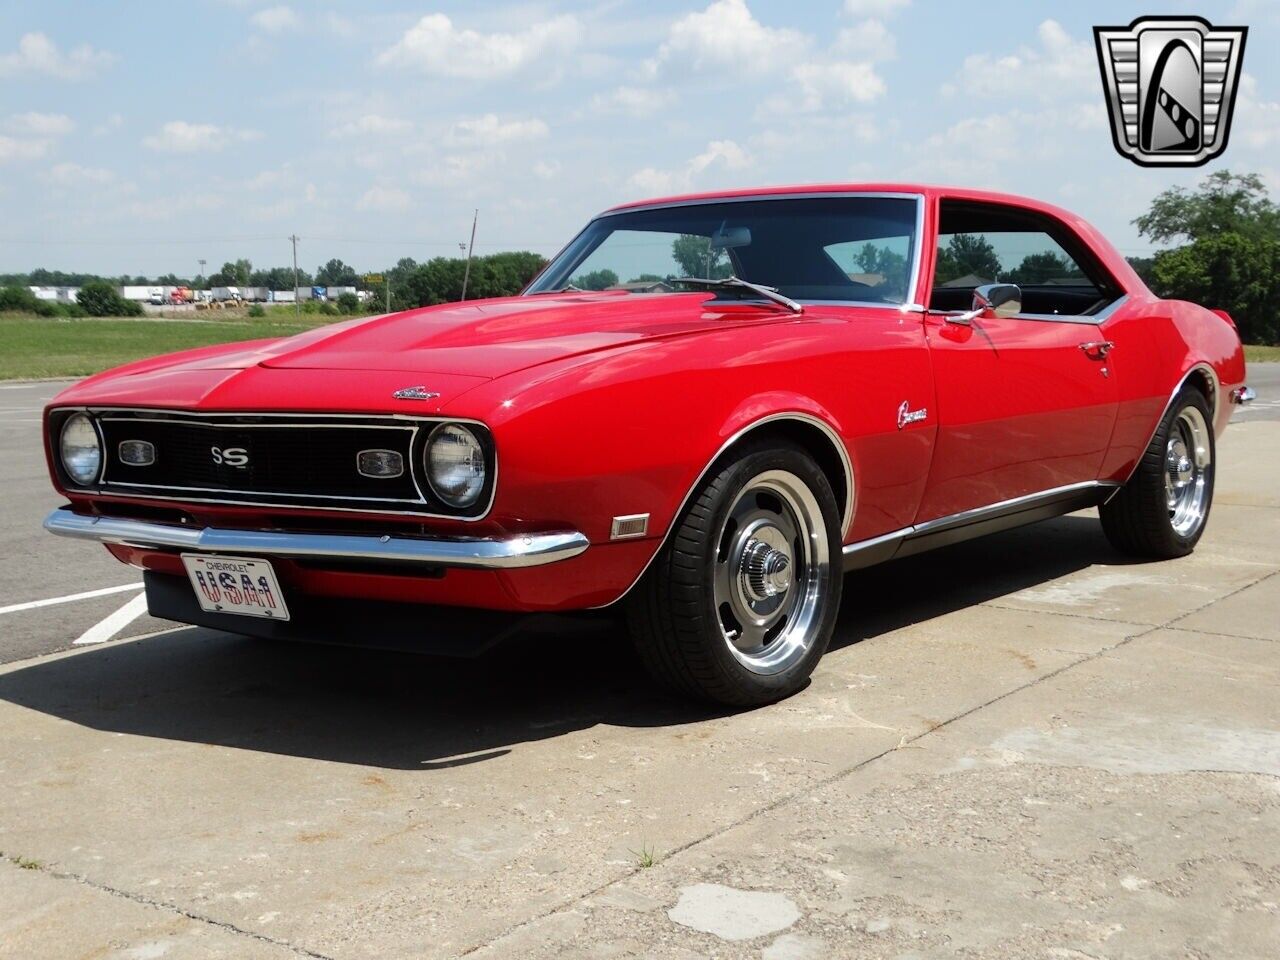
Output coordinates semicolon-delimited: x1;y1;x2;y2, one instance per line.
426;424;486;508
60;413;102;485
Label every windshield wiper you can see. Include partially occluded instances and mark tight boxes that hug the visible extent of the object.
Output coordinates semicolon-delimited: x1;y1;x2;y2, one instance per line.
674;275;803;314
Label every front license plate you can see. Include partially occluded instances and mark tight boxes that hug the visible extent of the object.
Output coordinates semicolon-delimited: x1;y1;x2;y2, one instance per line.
181;554;291;621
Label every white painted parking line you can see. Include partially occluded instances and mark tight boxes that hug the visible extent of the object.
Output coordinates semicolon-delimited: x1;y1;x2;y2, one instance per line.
73;592;150;645
0;582;144;616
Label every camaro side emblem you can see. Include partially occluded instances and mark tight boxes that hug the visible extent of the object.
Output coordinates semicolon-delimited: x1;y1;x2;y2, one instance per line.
392;386;441;400
897;401;927;430
211;446;249;468
1094;16;1247;167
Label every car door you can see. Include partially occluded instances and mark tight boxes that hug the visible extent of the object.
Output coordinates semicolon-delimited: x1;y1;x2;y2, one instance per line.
915;199;1120;523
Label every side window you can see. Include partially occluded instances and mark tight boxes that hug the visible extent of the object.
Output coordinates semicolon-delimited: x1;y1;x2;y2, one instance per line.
929;201;1119;317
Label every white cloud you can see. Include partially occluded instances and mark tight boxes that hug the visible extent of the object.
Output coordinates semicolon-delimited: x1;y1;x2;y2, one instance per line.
648;0;806;77
45;161;114;185
833;19;896;61
250;5;300;32
142;120;261;153
8;111;75;136
357;185;410;212
444;114;549;147
377;13;582;80
628;139;751;195
0;135;49;163
792;61;885;109
843;0;909;17
943;20;1094;102
0;32;115;80
330;114;413;138
533;160;561;180
414;153;498;188
1237;75;1280;148
591;86;673;117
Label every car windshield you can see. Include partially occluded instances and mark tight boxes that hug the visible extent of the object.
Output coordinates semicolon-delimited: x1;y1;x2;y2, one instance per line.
526;195;920;305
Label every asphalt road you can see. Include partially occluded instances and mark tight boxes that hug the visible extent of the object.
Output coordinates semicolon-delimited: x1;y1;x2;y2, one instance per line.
3;364;1277;666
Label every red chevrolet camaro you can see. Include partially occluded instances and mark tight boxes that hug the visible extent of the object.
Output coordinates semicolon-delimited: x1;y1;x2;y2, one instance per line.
43;184;1253;705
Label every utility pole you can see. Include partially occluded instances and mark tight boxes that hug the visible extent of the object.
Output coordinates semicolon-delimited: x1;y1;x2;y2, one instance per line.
459;209;478;301
289;234;300;318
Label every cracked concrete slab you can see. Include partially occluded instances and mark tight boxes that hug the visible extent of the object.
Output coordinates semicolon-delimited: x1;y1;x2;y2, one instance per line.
0;860;310;960
469;630;1280;959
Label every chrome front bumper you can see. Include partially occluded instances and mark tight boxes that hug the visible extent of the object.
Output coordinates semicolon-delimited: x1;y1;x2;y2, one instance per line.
43;508;589;570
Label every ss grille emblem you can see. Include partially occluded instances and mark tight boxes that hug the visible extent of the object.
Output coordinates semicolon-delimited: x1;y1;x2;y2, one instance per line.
1094;16;1247;167
211;446;249;468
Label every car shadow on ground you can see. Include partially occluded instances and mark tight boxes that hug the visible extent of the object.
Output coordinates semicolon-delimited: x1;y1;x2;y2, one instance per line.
0;513;1139;770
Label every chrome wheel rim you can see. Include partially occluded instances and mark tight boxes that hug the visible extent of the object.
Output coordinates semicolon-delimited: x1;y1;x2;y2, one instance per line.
1165;405;1211;537
713;469;829;676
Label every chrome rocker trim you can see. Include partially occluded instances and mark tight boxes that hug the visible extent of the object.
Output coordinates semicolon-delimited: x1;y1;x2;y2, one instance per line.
43;508;588;570
842;480;1121;570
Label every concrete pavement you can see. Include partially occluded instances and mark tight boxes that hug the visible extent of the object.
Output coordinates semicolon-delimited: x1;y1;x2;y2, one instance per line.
0;374;1277;958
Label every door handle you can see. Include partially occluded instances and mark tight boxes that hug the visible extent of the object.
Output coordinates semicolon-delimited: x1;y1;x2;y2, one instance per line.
1079;340;1115;359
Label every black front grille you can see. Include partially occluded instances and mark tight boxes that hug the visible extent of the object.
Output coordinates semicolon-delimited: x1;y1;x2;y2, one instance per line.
74;411;493;516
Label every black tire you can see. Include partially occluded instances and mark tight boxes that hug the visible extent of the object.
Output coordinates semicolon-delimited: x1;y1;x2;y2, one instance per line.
1100;384;1215;559
626;440;843;707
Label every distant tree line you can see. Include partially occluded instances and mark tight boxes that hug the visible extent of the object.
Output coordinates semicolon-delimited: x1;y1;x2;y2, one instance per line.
0;250;549;317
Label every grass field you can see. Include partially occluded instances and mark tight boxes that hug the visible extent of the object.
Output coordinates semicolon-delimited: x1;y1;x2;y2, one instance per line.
0;314;336;380
1245;344;1280;363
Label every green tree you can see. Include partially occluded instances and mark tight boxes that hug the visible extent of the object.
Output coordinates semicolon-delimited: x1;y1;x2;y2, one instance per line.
671;234;730;278
1007;251;1077;285
1136;169;1280;344
934;233;1002;284
210;259;252;286
316;258;358;287
1126;256;1156;286
572;268;619;291
77;280;143;316
853;242;909;295
1151;234;1280;345
335;291;360;313
1135;170;1280;244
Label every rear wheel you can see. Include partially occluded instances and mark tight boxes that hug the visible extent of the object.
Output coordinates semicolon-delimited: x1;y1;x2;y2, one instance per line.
1100;385;1215;558
626;441;842;706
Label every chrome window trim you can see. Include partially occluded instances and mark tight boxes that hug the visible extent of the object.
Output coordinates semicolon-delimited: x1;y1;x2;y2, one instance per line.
48;406;498;522
557;191;928;309
593;410;855;609
43;508;587;570
1001;294;1130;326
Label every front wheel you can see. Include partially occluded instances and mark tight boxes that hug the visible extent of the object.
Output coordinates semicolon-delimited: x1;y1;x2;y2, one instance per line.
626;441;842;706
1100;384;1215;558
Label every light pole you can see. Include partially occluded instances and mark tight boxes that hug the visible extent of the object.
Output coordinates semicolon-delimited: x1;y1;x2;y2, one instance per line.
459;209;477;301
197;259;206;287
289;234;300;318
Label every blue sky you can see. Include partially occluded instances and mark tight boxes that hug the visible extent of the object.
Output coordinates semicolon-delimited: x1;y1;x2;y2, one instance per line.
1;0;1277;277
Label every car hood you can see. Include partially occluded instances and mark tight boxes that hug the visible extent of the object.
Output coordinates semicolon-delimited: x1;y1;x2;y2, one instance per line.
49;292;805;414
250;291;793;377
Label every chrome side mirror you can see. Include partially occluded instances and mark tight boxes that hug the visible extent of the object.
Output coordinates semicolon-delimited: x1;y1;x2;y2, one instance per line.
947;283;1023;325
